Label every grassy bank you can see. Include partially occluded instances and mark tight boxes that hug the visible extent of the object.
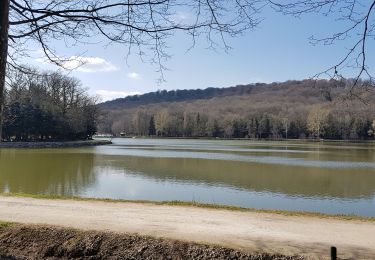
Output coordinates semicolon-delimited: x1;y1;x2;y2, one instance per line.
1;192;374;222
0;139;111;149
0;221;13;228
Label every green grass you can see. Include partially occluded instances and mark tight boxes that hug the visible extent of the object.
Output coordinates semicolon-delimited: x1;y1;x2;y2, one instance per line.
1;192;375;222
0;221;13;228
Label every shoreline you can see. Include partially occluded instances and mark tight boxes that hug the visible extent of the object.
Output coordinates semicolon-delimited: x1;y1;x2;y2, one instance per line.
112;135;375;144
1;193;374;222
0;139;112;149
0;195;374;259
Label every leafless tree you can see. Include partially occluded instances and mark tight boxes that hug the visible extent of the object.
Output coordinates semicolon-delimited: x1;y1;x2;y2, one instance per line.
270;0;375;94
0;0;263;140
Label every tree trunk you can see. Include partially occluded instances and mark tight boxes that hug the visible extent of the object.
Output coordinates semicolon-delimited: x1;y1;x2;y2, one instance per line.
0;0;10;141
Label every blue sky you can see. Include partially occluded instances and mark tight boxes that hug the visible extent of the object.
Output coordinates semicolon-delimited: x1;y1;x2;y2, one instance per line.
27;5;375;101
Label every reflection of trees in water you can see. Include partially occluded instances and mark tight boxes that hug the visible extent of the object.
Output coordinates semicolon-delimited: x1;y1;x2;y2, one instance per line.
0;149;96;196
95;155;375;199
2;147;375;200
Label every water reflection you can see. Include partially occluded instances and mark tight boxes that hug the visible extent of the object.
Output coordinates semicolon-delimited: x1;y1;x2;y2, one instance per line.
0;138;374;216
0;149;96;195
94;155;375;199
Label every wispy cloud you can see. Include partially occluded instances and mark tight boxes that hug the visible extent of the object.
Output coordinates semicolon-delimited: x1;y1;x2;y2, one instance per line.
127;72;140;79
96;90;141;102
36;56;119;73
169;11;190;24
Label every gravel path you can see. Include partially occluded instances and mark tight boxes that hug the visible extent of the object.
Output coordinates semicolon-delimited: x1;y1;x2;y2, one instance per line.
0;196;374;259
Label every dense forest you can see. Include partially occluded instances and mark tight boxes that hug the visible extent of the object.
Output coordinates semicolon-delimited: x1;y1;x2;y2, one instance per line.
2;68;97;141
101;84;258;110
98;79;375;140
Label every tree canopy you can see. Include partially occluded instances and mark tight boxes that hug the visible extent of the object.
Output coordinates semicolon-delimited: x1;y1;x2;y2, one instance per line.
4;67;97;141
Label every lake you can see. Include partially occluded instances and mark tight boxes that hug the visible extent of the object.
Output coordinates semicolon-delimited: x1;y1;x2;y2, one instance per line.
0;138;375;217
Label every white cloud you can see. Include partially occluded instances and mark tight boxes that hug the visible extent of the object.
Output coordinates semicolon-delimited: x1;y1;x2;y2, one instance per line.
96;90;141;102
127;72;140;79
36;56;119;73
169;11;190;24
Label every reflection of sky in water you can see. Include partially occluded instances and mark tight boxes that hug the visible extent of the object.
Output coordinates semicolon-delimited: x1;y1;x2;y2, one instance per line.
106;138;375;151
117;145;317;154
80;169;375;217
96;147;375;169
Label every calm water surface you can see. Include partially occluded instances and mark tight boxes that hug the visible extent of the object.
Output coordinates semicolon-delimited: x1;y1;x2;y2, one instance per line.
0;138;375;217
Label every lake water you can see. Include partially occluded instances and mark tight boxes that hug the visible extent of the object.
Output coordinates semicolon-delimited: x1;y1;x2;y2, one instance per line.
0;138;375;217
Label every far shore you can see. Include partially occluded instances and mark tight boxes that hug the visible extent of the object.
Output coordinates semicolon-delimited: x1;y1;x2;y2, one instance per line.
0;139;112;149
111;135;375;144
0;195;374;259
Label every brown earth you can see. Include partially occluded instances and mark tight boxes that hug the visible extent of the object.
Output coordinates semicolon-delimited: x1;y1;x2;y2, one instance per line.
0;225;304;260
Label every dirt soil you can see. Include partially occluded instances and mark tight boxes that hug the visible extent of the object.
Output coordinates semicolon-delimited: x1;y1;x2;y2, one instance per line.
0;196;374;259
0;225;304;260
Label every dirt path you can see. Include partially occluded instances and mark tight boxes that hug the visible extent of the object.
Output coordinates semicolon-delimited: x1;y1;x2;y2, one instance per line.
0;196;374;259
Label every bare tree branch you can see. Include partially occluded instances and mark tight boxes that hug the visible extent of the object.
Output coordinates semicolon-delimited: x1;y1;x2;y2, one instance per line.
7;0;263;76
270;0;375;95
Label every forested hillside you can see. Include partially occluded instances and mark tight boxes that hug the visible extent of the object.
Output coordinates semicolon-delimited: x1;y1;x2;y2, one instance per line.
101;84;258;110
98;79;375;140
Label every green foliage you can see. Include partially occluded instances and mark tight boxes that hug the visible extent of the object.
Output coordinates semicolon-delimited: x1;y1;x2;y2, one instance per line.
3;69;98;141
148;116;156;136
0;221;12;228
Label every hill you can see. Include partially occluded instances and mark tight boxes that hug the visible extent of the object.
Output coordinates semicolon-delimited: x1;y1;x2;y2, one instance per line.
98;79;375;140
100;80;330;110
100;84;259;110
